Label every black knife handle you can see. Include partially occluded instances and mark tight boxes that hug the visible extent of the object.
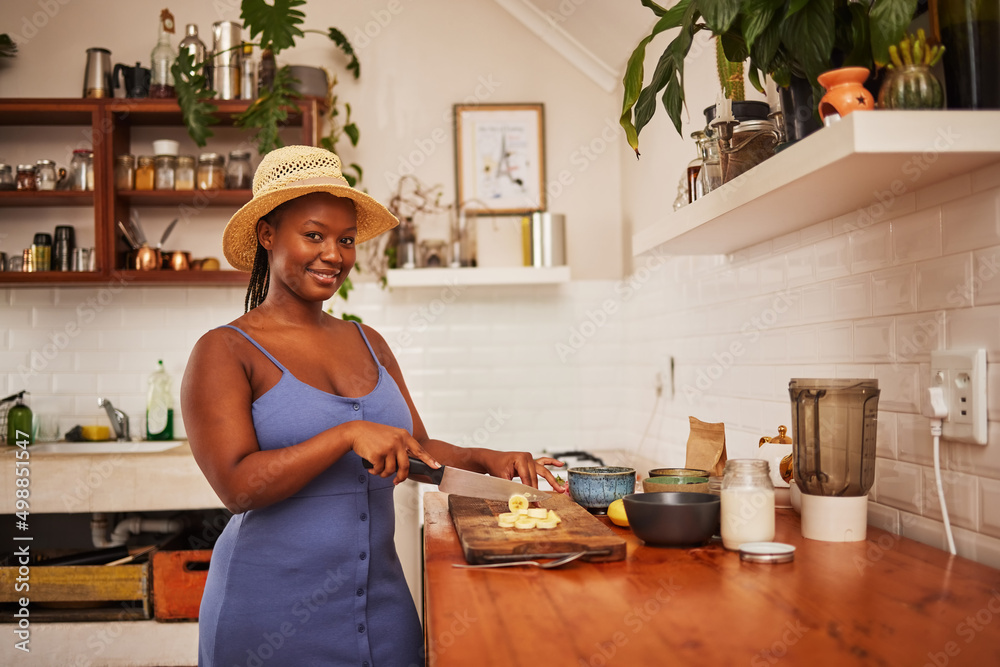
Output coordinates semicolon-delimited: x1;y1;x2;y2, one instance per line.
361;456;444;484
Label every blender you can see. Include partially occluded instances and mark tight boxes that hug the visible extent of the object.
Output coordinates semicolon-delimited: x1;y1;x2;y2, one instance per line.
788;379;880;541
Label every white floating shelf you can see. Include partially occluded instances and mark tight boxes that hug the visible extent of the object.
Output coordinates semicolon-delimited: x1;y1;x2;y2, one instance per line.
386;266;570;288
633;110;1000;257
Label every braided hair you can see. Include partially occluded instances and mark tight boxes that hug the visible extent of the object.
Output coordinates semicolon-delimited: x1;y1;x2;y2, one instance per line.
243;199;296;313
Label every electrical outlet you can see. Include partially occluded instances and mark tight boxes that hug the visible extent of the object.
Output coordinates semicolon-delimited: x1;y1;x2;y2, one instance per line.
930;349;988;445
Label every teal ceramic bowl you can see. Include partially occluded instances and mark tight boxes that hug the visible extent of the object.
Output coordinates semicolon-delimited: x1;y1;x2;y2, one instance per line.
568;466;636;513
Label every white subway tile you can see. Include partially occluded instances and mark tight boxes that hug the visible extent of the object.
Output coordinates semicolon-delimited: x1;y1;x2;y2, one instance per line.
800;220;832;244
786;326;818;363
850;221;892;273
915;253;973;310
948;420;1000;480
891;208;942;264
9;288;54;307
772;230;800;253
785;246;815;287
877;411;897;459
990;363;1000;423
758;330;788;364
871;266;916;316
972;162;1000;193
815;235;852;281
800;283;833;322
947;304;1000;362
955;528;1000;570
835;363;876;379
758;257;786;294
817;322;853;363
979;477;1000;539
921;468;978;530
896;412;933;464
52;373;99;395
899;511;947;551
941;187;1000;254
915;173;972;209
894;311;945;365
867;501;900;533
972;245;1000;306
833;275;871;320
875;459;922;513
854;317;894;363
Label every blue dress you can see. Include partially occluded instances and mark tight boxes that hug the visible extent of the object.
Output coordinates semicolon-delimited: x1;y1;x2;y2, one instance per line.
198;323;424;667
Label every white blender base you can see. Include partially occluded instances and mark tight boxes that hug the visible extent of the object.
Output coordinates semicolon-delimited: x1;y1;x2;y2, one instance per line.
800;493;869;542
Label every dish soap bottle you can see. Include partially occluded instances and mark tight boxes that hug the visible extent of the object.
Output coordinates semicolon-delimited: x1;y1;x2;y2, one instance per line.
5;391;33;446
149;9;177;98
146;360;174;440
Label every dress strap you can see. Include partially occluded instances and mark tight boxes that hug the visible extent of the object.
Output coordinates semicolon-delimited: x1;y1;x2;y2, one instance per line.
351;321;382;368
218;324;290;374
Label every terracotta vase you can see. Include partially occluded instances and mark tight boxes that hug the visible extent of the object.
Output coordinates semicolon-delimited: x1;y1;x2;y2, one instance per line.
817;67;875;121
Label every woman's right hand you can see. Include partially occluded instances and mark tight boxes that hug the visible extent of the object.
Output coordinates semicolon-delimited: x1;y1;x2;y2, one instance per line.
346;421;440;484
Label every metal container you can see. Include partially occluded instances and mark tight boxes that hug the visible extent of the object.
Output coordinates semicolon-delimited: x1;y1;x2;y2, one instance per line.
211;22;242;67
212;66;240;100
83;47;113;98
522;212;566;267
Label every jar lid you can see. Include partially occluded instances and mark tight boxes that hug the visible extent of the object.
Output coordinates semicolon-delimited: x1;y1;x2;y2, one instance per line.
154;155;177;162
35;159;56;166
138;155;155;165
72;149;94;156
228;150;251;159
177;155;196;165
33;233;53;245
199;152;224;163
0;163;10;170
739;542;795;564
17;164;35;171
733;119;776;134
115;154;136;163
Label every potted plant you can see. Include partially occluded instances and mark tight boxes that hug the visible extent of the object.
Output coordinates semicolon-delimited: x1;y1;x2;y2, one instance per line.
620;0;919;155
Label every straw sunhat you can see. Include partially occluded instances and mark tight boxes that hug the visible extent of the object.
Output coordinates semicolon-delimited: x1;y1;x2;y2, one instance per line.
223;145;399;271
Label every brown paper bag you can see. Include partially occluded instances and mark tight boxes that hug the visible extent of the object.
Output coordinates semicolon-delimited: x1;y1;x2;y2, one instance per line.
684;416;728;478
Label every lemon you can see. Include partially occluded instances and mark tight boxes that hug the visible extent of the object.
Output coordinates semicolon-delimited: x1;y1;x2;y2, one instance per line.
607;498;629;527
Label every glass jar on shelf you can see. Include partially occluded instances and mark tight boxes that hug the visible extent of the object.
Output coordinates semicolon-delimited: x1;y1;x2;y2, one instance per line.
696;132;723;199
114;154;136;190
175;155;195;190
225;150;253;189
686;130;706;204
69;149;93;191
197;153;225;190
0;163;14;190
154;155;176;190
34;159;58;191
135;156;155;190
16;164;36;191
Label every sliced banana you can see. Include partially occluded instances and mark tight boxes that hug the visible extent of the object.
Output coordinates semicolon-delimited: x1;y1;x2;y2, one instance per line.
547;510;562;524
508;494;529;512
536;519;558;530
514;518;537;530
498;512;519;523
516;508;529;516
527;508;548;519
498;518;516;528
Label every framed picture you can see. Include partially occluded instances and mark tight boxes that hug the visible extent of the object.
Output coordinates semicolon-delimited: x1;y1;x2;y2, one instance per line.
454;103;545;214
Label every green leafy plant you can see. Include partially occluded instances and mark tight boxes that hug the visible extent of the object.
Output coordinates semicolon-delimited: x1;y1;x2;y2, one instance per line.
0;34;17;58
620;0;918;155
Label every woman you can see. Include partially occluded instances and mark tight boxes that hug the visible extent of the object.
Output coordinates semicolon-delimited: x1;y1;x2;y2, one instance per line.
182;145;565;667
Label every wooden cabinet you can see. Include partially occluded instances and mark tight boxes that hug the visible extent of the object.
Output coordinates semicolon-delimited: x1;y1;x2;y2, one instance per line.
0;97;322;286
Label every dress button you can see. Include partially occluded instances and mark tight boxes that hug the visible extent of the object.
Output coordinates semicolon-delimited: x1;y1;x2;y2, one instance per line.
359;552;367;561
353;403;360;411
358;474;366;484
358;623;366;633
363;662;369;667
356;587;364;597
360;512;367;521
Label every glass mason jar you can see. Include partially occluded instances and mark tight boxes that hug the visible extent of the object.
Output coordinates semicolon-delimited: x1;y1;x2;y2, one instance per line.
16;164;36;191
0;163;14;190
696;134;724;198
175;155;196;190
686;130;705;204
197;153;226;190
154;155;177;190
115;154;136;190
34;159;58;191
720;459;775;550
69;149;93;191
135;156;156;191
225;150;253;189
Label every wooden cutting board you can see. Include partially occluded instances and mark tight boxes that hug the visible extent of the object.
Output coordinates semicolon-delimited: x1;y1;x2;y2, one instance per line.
447;492;626;564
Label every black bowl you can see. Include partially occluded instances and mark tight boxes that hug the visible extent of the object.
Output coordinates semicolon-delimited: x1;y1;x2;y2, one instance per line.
623;492;720;547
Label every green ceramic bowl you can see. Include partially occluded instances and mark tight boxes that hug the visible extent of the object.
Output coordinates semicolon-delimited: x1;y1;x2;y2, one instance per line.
643;475;710;494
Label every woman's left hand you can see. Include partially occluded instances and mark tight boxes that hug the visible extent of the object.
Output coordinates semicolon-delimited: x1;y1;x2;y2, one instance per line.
480;452;567;493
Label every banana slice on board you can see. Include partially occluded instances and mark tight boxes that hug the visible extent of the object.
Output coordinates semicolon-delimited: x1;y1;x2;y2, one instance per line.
508;495;529;512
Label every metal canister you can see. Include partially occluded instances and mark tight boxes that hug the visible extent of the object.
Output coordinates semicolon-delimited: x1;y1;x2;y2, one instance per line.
54;226;75;272
211;21;242;100
521;212;566;267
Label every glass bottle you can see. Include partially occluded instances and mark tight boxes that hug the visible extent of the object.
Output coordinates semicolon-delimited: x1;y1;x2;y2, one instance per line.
720;459;775;550
686;130;705;204
177;23;206;77
696;133;724;198
225;150;253;189
154;155;176;190
175;155;196;190
149;9;177;98
0;163;14;190
240;42;258;100
69;150;91;191
197;153;226;189
34;159;58;191
115;154;136;190
146;359;174;440
135;156;156;190
16;164;36;191
259;49;276;91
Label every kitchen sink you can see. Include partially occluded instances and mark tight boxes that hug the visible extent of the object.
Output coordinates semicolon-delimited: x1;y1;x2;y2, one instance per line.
19;440;186;455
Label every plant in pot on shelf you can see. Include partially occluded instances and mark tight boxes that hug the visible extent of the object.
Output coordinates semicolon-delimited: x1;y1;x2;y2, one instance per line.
0;34;16;58
878;28;946;109
620;0;920;155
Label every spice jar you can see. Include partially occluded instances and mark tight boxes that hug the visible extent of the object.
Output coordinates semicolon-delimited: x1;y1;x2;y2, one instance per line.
16;164;36;191
175;155;195;190
69;150;93;191
197;153;225;190
154;155;177;190
720;459;775;550
34;160;58;191
225;150;253;189
135;156;155;191
0;164;14;190
115;154;136;190
31;233;52;272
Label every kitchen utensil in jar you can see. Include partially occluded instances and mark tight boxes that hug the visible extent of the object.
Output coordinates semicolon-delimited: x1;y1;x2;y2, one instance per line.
134;245;161;271
362;456;548;503
129;209;148;245
157;219;179;249
451;552;585;569
83;47;113;98
118;220;140;249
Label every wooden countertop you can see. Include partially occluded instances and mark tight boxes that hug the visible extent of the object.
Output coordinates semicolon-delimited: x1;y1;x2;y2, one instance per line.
423;492;1000;666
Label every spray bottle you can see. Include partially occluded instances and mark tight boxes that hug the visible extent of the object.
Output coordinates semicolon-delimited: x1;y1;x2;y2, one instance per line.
146;360;174;440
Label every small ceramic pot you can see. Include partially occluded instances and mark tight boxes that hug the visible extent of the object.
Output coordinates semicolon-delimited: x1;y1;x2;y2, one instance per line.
568;466;636;513
878;65;945;110
642;476;710;494
817;67;874;121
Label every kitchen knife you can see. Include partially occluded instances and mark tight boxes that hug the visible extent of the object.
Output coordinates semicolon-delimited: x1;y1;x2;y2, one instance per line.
362;456;548;503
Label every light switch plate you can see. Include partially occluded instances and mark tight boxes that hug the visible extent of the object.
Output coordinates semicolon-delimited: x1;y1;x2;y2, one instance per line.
930;349;988;445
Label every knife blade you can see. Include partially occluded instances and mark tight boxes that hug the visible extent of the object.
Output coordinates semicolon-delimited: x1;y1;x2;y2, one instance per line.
362;456;548;503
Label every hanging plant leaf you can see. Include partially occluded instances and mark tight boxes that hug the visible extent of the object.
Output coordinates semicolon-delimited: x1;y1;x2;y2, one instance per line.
743;0;783;50
869;0;917;66
640;0;670;16
172;50;218;147
0;34;17;58
699;0;739;33
781;0;835;82
241;0;306;54
328;27;360;79
236;65;301;155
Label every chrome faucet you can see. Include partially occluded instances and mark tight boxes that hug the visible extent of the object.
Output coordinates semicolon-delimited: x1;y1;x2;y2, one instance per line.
98;398;130;441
